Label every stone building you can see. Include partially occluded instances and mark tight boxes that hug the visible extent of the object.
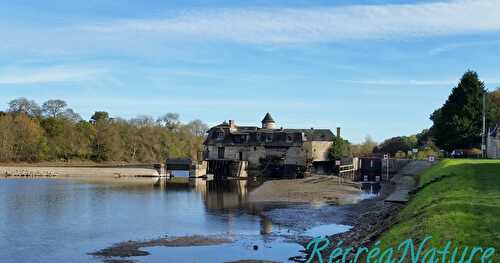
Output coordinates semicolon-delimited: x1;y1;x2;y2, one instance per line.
203;113;337;177
487;123;500;159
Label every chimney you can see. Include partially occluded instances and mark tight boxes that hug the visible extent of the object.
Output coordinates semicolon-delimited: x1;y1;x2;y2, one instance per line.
228;120;236;130
336;127;341;138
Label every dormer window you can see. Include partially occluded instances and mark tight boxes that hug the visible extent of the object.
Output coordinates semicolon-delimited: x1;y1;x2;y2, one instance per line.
216;131;224;139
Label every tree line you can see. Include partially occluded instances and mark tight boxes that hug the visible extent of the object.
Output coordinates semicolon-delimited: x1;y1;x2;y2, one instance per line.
333;71;500;160
0;98;208;162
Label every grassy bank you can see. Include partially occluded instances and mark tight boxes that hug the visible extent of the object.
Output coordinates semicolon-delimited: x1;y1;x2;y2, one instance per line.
377;159;500;260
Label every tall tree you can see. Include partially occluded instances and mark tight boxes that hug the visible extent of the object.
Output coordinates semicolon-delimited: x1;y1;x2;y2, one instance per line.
430;71;496;151
11;114;47;161
90;111;110;123
8;97;42;117
42;99;67;118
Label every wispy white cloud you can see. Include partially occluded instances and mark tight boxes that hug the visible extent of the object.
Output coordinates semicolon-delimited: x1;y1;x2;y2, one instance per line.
0;66;104;85
79;0;500;44
429;39;500;55
341;78;500;86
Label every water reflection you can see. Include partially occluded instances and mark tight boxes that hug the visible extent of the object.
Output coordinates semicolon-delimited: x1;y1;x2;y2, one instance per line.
0;177;350;263
260;216;273;235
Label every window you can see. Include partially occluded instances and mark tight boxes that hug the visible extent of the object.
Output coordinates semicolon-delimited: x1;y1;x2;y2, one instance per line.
239;152;243;161
218;147;225;159
287;135;293;142
266;134;272;142
216;131;224;139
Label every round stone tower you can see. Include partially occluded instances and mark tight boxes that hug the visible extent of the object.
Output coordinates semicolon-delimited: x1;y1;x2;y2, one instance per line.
261;112;276;129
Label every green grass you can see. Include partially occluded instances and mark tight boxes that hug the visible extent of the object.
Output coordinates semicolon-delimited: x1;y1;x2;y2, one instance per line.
377;159;500;261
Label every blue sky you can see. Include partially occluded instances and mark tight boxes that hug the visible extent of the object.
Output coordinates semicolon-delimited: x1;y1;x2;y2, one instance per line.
1;0;500;143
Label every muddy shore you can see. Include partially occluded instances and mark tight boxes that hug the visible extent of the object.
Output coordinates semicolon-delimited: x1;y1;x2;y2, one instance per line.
248;175;363;204
297;161;432;262
0;166;159;178
292;182;402;261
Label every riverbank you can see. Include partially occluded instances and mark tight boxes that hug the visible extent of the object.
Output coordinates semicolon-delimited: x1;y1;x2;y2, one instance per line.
0;166;159;178
376;159;500;261
299;160;432;262
248;175;363;204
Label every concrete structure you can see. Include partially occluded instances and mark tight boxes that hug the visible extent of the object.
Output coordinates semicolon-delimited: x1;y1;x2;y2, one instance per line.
204;113;337;177
487;123;500;159
165;158;208;177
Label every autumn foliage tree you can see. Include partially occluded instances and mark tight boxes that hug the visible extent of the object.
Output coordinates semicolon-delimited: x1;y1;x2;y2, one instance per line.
0;98;207;163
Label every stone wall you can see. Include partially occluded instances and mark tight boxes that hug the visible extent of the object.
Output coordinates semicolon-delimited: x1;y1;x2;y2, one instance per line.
206;140;333;174
303;141;333;162
206;144;307;168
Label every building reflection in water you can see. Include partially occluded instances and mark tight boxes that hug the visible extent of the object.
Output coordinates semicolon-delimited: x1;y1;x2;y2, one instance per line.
260;216;273;235
157;176;274;236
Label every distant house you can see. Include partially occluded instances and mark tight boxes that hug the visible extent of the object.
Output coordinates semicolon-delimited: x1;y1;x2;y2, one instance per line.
487;123;500;159
203;113;338;177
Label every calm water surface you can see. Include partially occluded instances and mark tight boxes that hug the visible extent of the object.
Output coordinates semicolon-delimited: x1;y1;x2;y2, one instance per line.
0;177;354;263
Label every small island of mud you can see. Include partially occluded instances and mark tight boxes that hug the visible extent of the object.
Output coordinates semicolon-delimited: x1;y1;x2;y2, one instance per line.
89;235;233;259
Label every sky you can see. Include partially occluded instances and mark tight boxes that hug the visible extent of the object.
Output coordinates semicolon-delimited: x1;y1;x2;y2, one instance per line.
1;0;500;143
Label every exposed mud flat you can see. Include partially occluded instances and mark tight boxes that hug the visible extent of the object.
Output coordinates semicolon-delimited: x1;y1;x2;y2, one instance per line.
248;175;362;204
89;235;233;259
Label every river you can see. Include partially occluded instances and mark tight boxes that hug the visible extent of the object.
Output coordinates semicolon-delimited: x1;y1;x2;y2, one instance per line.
0;177;370;263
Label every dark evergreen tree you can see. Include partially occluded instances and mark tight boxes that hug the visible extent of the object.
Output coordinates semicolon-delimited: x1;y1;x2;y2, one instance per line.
430;71;495;151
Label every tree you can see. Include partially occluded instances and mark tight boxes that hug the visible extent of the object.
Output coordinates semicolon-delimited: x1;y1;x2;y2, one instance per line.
90;111;110;123
8;97;42;117
489;87;500;123
1;98;206;162
0;114;15;161
185;119;208;137
42;99;67;118
351;135;377;157
11;114;47;161
430;71;496;151
61;108;82;122
376;136;417;156
329;137;351;160
157;113;180;130
74;121;96;159
416;129;433;147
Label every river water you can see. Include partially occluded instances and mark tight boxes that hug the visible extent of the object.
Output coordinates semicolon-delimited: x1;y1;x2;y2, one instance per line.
0;177;361;263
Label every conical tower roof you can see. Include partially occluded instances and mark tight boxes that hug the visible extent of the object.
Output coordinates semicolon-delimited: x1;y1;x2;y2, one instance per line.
261;112;275;123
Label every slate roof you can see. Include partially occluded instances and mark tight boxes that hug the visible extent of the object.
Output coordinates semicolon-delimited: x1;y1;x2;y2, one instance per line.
262;113;275;123
204;125;334;146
